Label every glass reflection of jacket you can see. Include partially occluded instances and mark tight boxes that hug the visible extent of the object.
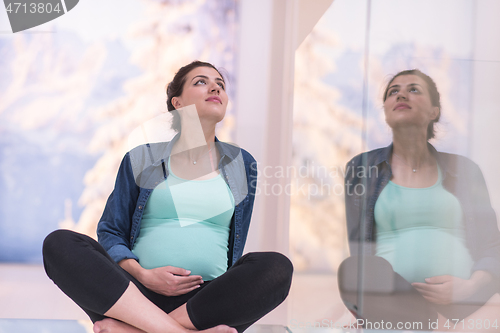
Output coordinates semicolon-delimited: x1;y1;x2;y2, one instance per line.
344;143;500;278
97;134;257;268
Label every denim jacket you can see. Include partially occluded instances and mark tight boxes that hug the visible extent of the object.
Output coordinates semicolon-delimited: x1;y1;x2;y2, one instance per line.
97;134;258;268
344;143;500;278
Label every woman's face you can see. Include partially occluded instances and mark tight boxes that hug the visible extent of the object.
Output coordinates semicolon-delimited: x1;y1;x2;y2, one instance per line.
171;66;228;123
383;74;439;132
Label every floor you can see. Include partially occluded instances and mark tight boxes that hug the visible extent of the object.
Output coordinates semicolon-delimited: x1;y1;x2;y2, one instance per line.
0;319;92;333
0;319;289;333
3;264;500;332
0;263;352;331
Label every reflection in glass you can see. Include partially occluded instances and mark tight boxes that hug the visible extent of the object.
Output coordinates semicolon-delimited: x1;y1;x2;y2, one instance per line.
340;69;500;330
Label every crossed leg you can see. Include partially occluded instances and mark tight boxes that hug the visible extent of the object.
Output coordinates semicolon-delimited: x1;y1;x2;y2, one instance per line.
93;283;229;333
43;230;293;333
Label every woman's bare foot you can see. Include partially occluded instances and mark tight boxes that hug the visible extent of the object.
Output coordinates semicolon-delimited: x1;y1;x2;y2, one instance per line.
202;325;238;333
93;318;145;333
93;318;237;333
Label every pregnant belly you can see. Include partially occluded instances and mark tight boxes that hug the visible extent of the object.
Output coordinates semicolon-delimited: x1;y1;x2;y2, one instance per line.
376;228;474;283
132;219;229;281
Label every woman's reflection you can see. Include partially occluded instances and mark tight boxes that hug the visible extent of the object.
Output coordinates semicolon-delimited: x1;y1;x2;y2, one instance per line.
340;69;500;331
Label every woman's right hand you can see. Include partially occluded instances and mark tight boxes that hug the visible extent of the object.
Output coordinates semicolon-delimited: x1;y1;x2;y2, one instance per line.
139;266;204;296
119;259;203;296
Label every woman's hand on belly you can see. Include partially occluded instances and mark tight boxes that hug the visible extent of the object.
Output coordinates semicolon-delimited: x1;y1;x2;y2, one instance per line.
412;271;492;305
119;259;203;296
140;266;204;296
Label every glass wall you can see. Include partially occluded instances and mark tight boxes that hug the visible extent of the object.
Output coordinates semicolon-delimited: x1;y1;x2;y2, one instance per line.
290;0;500;330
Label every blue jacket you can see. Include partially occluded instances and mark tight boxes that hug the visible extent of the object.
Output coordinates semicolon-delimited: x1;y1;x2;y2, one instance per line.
97;135;257;268
344;143;500;278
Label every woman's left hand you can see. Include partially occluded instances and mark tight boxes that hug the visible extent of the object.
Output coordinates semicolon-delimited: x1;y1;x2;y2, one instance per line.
412;275;475;305
412;271;493;305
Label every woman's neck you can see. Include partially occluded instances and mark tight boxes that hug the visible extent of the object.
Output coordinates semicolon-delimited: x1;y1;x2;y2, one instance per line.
392;128;433;168
173;123;216;162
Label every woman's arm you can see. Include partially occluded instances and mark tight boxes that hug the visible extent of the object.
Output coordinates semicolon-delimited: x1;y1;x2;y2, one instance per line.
463;158;500;278
97;152;204;296
412;154;500;305
412;270;493;305
97;153;142;263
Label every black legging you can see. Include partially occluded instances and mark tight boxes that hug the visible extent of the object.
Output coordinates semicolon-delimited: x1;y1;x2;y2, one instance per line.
42;229;293;332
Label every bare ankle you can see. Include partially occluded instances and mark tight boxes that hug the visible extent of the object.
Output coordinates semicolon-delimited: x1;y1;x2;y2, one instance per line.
169;303;197;330
93;318;146;333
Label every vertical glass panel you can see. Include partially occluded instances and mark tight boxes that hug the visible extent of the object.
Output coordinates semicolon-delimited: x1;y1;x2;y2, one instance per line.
291;0;500;330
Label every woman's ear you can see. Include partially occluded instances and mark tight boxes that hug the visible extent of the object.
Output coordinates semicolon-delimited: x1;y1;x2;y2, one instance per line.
171;96;182;109
431;106;440;121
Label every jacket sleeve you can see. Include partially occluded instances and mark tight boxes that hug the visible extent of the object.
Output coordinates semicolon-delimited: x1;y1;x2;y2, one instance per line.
97;153;141;263
237;149;257;254
344;153;370;257
244;150;258;229
463;159;500;278
344;158;358;255
225;148;257;267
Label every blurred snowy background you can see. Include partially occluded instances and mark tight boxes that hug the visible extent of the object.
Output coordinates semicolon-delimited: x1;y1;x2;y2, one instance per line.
0;0;239;262
1;0;499;277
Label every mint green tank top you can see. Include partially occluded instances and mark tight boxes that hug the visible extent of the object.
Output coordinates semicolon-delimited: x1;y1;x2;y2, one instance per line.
132;159;235;281
374;166;473;283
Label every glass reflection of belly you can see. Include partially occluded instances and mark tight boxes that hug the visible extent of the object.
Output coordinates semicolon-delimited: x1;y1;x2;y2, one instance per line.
376;228;474;283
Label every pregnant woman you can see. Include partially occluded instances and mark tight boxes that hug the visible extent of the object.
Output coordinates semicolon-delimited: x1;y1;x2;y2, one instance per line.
43;61;293;333
340;69;500;330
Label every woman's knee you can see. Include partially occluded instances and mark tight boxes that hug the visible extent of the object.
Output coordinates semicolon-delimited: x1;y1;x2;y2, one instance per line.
42;229;85;277
269;252;294;277
43;230;67;257
43;230;79;257
252;252;294;289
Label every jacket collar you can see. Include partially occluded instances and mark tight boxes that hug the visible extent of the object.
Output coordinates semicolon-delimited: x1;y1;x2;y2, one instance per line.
373;142;457;177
